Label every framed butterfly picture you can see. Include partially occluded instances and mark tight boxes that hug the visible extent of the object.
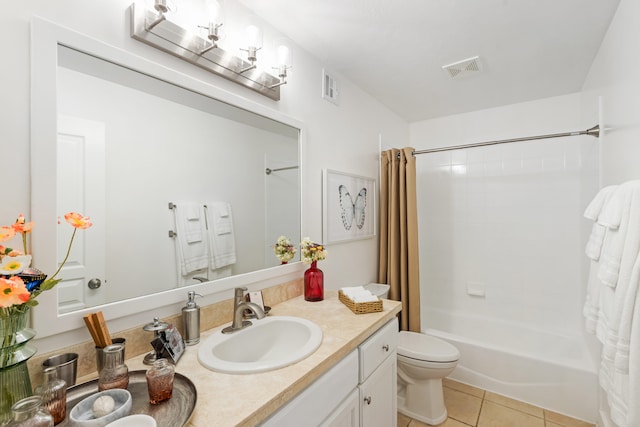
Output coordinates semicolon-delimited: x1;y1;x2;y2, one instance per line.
322;169;376;244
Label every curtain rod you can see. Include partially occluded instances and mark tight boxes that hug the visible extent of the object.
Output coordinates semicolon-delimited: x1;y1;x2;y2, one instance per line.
407;124;600;157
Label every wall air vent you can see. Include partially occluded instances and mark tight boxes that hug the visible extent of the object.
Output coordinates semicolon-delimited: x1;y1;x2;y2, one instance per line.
322;68;339;105
442;56;482;79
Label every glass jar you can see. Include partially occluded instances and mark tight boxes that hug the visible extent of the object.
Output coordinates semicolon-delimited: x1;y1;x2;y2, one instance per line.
146;358;175;404
34;367;66;425
98;343;129;391
7;396;53;427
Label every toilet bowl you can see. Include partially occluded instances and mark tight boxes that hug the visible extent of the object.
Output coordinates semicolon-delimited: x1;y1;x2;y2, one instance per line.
397;331;460;425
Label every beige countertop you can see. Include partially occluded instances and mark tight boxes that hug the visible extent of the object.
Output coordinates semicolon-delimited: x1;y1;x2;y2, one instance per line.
123;290;401;427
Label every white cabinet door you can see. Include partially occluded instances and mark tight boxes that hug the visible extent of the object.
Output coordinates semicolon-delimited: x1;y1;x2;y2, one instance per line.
321;388;360;427
359;353;397;427
259;350;359;427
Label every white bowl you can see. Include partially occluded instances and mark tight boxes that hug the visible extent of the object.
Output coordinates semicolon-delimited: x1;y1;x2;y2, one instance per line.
69;389;132;427
106;414;157;427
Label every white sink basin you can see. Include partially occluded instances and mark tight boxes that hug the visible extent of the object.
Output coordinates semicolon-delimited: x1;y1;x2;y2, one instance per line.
198;316;323;374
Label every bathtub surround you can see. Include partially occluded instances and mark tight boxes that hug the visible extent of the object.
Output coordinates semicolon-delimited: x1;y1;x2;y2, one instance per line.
378;148;421;332
411;92;600;421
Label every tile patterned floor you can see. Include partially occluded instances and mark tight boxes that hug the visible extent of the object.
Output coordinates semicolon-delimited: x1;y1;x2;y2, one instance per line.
397;379;595;427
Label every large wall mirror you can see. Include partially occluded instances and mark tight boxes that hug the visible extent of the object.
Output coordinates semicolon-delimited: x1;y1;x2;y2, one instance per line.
31;18;304;338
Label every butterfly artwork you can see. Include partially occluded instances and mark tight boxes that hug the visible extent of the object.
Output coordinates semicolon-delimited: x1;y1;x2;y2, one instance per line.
339;185;367;230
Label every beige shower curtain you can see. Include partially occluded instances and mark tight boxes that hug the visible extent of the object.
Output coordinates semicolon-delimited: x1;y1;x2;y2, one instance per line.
378;147;421;332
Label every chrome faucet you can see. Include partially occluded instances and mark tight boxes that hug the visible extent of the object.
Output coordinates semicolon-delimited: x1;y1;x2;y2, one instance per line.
222;287;266;334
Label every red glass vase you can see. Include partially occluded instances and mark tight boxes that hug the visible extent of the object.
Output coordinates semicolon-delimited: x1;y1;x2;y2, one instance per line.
304;261;324;302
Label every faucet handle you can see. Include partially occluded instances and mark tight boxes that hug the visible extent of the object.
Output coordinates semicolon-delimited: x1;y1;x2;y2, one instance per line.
234;287;248;298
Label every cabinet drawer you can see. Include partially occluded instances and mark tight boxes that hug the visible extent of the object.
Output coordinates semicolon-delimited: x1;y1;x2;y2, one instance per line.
358;318;398;382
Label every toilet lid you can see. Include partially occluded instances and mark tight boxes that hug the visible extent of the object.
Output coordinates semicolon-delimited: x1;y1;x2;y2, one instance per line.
398;331;460;362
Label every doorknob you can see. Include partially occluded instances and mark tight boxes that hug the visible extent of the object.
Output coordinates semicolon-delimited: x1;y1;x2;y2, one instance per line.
88;278;102;289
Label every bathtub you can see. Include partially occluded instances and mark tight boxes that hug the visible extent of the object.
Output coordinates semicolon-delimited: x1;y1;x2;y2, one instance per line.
424;309;600;423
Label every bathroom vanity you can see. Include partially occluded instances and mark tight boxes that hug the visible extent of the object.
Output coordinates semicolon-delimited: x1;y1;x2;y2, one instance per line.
124;291;401;427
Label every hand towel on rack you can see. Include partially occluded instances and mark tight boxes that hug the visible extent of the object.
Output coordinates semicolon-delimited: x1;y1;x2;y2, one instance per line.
205;202;237;270
173;202;209;275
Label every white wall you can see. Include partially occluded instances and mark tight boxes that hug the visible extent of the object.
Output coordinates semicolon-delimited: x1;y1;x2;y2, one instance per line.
410;93;599;338
581;0;640;185
0;1;407;350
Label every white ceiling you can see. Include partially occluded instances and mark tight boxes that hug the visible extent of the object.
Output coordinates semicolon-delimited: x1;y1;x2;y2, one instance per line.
238;0;620;122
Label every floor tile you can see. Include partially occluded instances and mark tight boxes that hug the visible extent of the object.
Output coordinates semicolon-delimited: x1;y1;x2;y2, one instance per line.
443;378;485;398
478;401;544;427
444;387;483;426
543;410;595;427
546;422;564;427
484;391;544;418
398;412;412;427
412;418;472;427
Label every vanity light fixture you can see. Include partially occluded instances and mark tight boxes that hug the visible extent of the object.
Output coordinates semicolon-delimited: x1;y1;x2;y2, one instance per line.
239;25;262;74
198;0;223;55
269;44;292;88
129;1;284;100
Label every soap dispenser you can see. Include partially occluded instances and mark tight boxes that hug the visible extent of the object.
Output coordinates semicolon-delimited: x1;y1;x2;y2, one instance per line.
182;291;201;345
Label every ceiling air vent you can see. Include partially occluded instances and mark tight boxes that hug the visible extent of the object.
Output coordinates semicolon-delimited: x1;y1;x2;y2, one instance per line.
442;56;482;79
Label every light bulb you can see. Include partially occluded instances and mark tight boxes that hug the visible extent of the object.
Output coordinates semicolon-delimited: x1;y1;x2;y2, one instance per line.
277;45;292;68
246;25;262;48
206;0;223;25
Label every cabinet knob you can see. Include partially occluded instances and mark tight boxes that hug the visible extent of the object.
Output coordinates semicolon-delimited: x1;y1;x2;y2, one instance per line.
363;396;372;405
382;344;389;352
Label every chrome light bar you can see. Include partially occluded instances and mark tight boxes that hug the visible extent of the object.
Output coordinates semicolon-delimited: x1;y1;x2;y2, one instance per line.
129;3;281;101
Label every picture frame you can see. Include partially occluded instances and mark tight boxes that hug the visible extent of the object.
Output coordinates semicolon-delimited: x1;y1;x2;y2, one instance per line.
322;169;376;244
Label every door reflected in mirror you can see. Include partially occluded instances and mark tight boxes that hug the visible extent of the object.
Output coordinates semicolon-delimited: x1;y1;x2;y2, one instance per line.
55;45;300;314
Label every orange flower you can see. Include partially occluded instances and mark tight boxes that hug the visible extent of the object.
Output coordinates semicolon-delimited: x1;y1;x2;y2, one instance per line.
64;212;93;230
0;276;30;308
11;214;34;234
0;227;15;242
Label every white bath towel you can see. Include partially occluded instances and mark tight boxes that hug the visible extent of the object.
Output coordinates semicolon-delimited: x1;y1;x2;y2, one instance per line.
598;181;640;288
596;182;640;364
583;186;617;332
584;185;617;221
586;223;607;261
173;202;209;275
341;286;378;302
589;182;640;427
584;257;605;335
205;202;237;270
614;251;640;373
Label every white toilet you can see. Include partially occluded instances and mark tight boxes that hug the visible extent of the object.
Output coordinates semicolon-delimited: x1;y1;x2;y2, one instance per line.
397;331;460;425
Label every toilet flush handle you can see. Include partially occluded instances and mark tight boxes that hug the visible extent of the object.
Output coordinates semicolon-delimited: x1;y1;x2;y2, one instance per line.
382;344;389;352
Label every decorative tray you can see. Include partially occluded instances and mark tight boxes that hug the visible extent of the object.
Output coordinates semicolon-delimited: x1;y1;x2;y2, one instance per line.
60;370;197;427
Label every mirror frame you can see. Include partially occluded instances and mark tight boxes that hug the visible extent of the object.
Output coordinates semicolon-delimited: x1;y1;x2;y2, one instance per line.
30;17;306;338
